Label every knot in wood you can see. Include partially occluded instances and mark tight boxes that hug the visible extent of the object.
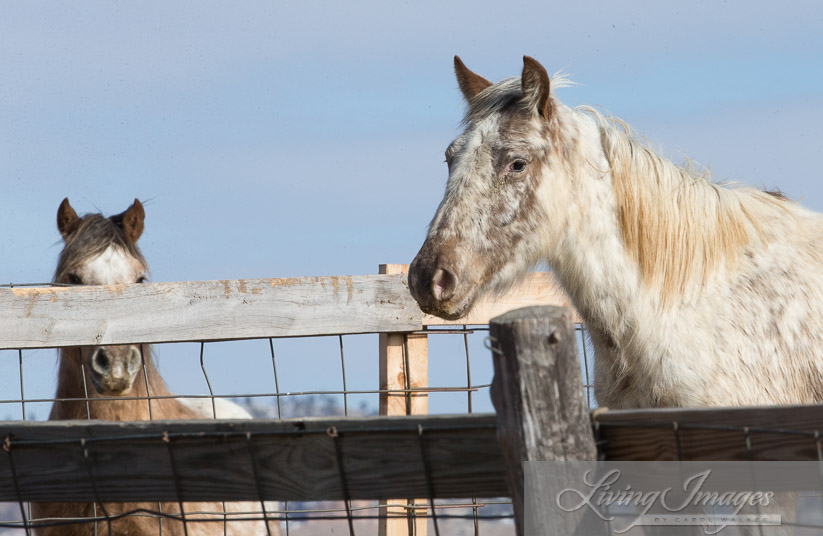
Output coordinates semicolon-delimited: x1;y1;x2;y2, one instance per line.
548;330;561;344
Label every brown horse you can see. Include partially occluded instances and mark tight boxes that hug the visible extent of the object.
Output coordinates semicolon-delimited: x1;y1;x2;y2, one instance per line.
32;198;278;536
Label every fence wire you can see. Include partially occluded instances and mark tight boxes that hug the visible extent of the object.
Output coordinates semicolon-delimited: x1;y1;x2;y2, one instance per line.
5;301;822;534
0;313;532;535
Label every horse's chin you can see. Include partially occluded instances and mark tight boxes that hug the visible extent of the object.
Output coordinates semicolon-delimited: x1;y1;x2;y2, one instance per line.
89;373;135;397
420;289;477;321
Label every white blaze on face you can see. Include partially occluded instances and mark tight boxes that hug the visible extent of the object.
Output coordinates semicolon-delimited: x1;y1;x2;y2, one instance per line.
79;246;145;285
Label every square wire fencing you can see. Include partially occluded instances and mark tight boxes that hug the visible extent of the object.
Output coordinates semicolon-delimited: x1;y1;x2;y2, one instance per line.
1;271;581;536
1;330;550;535
7;275;823;534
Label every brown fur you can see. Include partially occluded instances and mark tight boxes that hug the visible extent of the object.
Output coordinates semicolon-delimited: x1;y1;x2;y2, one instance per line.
454;55;492;101
34;199;276;536
521;55;552;119
35;346;233;536
54;206;146;286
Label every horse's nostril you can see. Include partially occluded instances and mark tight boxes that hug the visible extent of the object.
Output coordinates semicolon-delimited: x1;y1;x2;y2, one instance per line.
128;347;142;376
92;349;110;374
432;268;457;302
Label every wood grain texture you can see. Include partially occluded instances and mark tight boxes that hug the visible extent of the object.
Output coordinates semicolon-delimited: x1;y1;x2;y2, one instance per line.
490;306;596;536
0;271;574;349
0;275;420;349
594;403;823;461
378;264;428;536
0;415;506;502
422;272;579;326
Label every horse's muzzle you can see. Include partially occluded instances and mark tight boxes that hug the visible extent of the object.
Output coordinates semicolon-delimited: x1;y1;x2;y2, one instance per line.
409;243;476;320
87;345;142;394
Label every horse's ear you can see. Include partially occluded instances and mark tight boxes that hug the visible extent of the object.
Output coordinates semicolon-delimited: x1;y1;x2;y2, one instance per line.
454;56;492;101
120;199;145;244
57;198;80;240
521;56;552;120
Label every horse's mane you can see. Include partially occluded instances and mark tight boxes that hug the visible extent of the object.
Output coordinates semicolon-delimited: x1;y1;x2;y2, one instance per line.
54;213;147;283
583;108;792;303
461;72;793;304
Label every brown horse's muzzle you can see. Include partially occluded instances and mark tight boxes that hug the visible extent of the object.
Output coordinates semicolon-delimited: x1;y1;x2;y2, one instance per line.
86;345;142;395
409;240;478;320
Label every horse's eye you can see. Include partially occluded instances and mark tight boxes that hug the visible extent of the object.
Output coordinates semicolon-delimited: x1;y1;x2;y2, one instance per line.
509;159;527;173
67;273;83;285
136;276;147;284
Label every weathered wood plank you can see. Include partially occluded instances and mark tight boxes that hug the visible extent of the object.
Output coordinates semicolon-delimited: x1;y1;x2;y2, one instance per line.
378;264;429;536
595;403;823;461
0;271;573;348
490;306;596;536
0;275;421;349
422;272;579;326
0;415;507;502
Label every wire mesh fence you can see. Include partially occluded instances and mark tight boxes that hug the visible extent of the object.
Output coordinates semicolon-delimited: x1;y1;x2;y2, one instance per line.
2;288;581;535
6;276;823;534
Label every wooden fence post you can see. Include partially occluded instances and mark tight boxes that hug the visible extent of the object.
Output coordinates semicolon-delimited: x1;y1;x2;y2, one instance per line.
378;264;428;536
489;305;596;536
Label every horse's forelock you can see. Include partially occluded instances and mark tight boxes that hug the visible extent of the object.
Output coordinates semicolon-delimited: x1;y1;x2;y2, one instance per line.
462;73;574;126
54;214;147;283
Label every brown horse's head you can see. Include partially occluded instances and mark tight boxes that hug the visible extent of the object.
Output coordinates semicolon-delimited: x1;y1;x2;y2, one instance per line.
54;198;149;395
409;56;572;319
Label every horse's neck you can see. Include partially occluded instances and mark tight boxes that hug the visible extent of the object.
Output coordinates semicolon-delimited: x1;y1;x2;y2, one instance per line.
545;116;646;347
52;346;174;421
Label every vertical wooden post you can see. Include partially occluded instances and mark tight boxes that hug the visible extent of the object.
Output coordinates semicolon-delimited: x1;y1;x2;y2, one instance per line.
490;306;596;536
378;264;428;536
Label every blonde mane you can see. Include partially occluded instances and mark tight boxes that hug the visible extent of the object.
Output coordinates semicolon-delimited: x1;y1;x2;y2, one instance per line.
585;109;791;303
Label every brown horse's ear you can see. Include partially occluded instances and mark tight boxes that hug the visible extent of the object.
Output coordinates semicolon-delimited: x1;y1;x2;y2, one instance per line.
57;198;80;240
521;56;552;120
454;56;492;101
118;199;145;244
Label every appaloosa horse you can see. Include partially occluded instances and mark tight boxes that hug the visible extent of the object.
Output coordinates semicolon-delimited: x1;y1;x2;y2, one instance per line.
409;56;823;409
32;198;278;536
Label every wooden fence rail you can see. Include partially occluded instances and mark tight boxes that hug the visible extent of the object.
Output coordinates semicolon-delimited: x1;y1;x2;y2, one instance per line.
595;403;823;461
0;271;573;349
0;275;419;349
0;415;506;503
5;405;823;503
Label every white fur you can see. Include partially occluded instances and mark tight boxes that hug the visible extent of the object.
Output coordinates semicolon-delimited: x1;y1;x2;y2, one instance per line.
545;108;823;408
80;245;145;285
420;71;823;409
178;397;254;419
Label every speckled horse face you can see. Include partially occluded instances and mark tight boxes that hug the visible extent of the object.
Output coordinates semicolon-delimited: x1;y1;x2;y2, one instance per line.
409;57;560;320
55;198;149;395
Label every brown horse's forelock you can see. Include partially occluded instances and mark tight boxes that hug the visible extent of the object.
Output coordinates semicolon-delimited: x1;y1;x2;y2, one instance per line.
54;214;147;283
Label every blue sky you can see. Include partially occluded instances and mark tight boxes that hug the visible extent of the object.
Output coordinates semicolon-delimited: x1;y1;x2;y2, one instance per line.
0;1;821;416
